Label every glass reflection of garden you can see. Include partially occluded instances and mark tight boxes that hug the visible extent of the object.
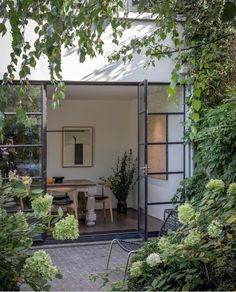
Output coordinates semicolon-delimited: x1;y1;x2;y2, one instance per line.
0;85;42;181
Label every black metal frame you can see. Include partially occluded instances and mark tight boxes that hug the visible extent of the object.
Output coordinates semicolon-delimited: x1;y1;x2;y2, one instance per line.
0;80;186;243
137;82;186;240
0;85;45;184
137;80;149;240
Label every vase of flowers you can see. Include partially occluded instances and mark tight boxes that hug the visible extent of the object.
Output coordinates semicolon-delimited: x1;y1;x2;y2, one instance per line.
102;149;136;213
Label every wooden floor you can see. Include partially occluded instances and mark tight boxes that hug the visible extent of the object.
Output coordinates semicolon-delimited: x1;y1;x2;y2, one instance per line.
7;202;163;237
79;208;163;235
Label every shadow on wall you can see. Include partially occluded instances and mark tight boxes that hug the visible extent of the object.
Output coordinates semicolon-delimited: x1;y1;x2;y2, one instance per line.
81;56;147;81
61;21;173;82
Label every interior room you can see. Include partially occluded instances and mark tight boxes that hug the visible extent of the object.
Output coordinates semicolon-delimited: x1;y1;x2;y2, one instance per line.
45;83;185;237
46;84;141;235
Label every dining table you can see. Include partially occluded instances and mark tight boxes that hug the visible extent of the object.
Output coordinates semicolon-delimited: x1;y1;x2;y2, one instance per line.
47;179;97;226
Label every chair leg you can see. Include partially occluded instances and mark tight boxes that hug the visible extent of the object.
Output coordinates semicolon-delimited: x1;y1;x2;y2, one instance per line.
103;201;106;220
109;198;113;223
123;250;137;282
106;239;118;270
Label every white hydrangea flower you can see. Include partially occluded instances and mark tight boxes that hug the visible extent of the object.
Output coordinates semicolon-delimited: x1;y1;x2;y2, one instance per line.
207;220;223;238
23;250;58;280
52;214;79;240
178;202;195;225
8;170;20;181
158;237;171;252
146;253;162;267
129;261;143;277
184;230;201;246
21;175;32;188
206;179;225;192
31;194;53;217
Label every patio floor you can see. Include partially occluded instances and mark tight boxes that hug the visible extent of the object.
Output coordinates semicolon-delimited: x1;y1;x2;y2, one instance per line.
21;242;135;291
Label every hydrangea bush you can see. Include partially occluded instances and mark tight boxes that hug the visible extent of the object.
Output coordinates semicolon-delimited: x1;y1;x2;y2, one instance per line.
0;172;79;291
53;214;79;240
127;179;236;291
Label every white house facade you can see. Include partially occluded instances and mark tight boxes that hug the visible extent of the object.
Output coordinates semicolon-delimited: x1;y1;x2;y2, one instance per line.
0;2;192;241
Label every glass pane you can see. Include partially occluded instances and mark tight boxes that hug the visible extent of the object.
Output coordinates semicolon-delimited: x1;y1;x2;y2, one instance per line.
147;206;164;233
168;144;184;172
148;115;166;143
139;112;145;144
0;85;41;112
0;147;41;178
148;145;167;180
148;85;183;113
2;115;41;145
168;115;184;142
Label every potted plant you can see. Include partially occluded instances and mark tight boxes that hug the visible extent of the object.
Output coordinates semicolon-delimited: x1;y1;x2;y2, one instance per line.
102;149;136;213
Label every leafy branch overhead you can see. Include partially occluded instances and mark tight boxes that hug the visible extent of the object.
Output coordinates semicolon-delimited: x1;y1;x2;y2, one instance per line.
0;0;129;106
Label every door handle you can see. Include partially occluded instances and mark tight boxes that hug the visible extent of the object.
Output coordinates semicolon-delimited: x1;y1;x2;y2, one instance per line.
140;165;151;175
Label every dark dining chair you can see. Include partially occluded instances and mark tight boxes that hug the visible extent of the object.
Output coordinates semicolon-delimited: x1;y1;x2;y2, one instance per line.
106;209;181;281
95;182;113;223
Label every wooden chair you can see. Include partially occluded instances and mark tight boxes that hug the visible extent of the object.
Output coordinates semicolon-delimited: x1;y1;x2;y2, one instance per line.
47;187;79;220
95;182;113;223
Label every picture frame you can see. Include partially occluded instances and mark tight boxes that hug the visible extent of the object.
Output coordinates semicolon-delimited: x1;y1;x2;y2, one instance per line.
62;126;93;167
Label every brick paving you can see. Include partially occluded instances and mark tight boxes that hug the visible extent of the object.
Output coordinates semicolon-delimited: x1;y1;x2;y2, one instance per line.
22;242;129;291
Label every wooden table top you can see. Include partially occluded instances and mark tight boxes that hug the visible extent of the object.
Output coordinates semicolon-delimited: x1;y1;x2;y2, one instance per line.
47;179;96;188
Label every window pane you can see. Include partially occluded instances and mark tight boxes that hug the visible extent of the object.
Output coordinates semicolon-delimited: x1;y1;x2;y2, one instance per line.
148;115;166;143
2;115;41;145
168;144;184;172
148;85;183;113
148;145;167;180
168;114;184;142
0;146;41;178
139;112;145;144
16;148;41;176
0;85;41;112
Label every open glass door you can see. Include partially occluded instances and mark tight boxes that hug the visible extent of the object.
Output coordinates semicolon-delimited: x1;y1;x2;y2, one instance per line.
137;81;186;240
137;80;148;240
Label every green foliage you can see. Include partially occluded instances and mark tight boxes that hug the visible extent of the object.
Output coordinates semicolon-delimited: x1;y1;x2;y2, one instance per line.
173;91;236;203
0;173;79;291
101;149;136;202
52;214;79;240
127;179;236;291
194;94;236;184
0;0;129;106
23;250;59;291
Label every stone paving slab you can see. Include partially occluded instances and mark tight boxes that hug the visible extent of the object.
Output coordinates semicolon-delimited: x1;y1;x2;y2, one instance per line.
21;242;130;291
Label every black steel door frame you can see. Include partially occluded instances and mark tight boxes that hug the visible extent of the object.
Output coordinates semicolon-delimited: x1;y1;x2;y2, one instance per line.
137;82;186;239
137;79;148;240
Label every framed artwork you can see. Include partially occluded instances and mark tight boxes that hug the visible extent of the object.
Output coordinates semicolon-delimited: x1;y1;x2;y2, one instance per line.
62;126;93;167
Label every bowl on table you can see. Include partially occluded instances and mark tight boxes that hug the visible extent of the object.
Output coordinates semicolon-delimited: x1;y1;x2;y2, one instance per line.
53;176;64;183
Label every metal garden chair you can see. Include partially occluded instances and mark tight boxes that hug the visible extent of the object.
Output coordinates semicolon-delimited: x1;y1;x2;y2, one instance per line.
106;209;181;281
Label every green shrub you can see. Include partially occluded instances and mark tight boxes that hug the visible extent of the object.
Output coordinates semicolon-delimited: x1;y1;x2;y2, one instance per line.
127;179;236;291
0;173;79;291
173;93;236;203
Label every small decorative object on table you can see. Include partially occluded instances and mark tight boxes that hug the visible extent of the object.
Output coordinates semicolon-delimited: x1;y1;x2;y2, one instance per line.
53;176;64;183
101;149;136;213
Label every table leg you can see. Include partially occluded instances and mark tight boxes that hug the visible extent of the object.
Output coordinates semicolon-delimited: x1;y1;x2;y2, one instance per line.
72;191;79;221
86;188;96;226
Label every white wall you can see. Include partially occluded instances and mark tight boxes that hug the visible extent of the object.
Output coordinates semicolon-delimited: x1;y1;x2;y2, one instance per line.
47;98;137;208
0;20;174;82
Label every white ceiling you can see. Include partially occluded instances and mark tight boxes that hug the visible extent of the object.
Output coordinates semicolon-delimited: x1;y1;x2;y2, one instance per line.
46;85;137;100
